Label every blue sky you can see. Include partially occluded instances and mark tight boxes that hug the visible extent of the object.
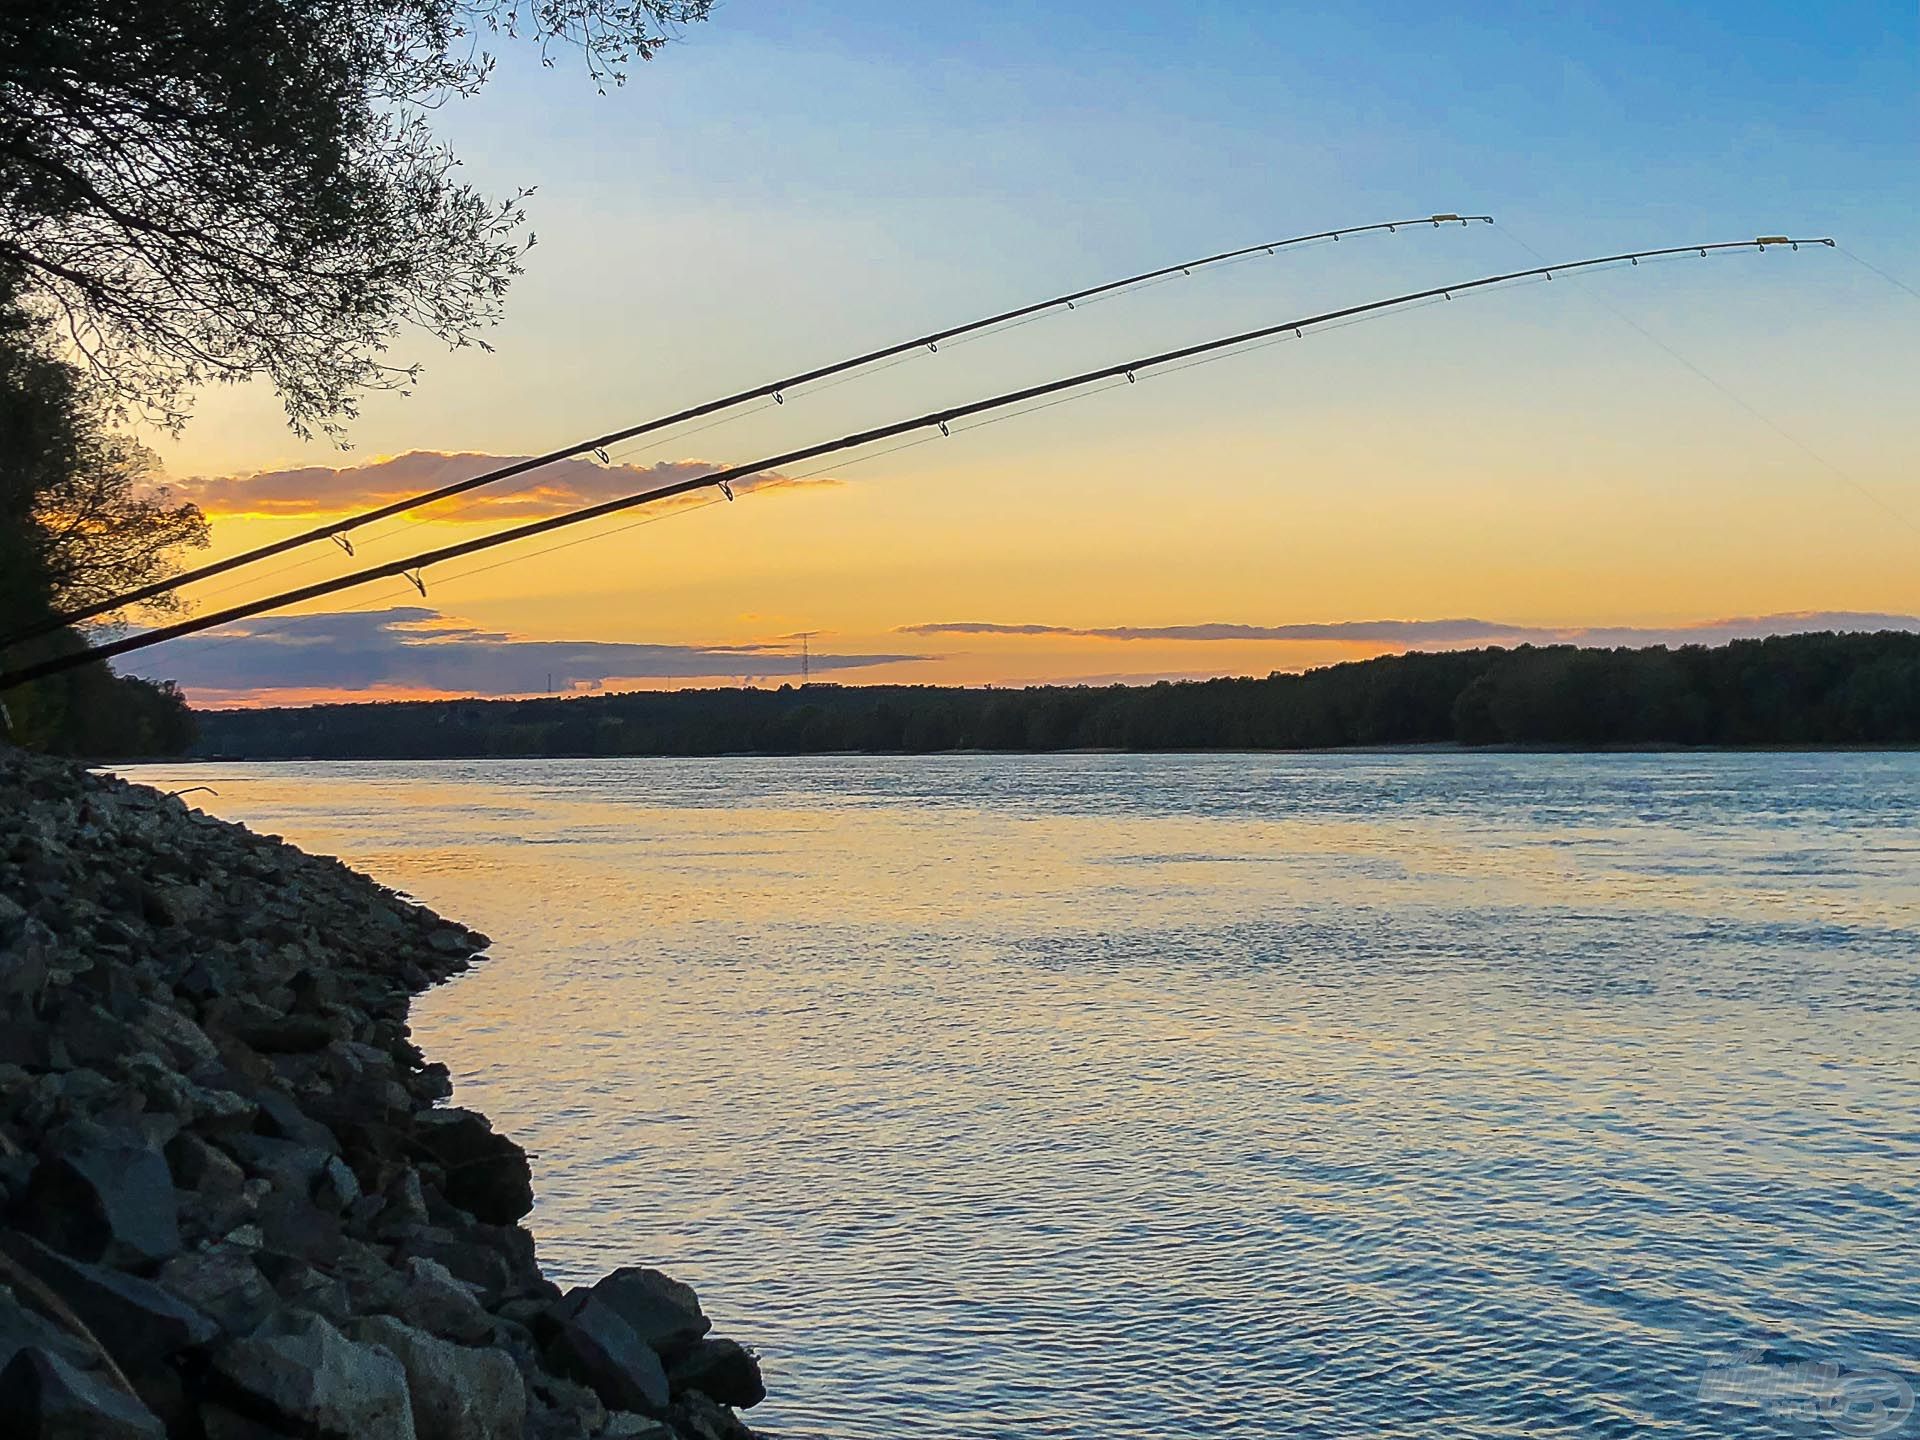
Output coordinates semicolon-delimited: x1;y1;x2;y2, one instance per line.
150;0;1920;701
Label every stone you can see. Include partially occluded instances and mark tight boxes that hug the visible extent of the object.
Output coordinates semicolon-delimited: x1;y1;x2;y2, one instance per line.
254;1088;340;1152
389;1257;492;1343
0;1234;218;1375
603;1415;676;1439
328;1237;406;1315
374;1169;431;1236
18;1127;180;1268
526;1373;607;1437
211;1311;416;1440
348;1314;527;1440
666;1337;765;1409
46;1000;138;1071
130;999;221;1066
254;1188;345;1264
155;1247;279;1334
589;1266;712;1354
544;1289;671;1415
0;1345;165;1439
314;1154;361;1212
398;1232;514;1304
225;1134;333;1194
256;1252;354;1325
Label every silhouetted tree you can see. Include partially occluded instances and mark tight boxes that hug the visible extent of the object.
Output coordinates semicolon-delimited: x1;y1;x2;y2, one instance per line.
0;0;710;436
1;292;206;753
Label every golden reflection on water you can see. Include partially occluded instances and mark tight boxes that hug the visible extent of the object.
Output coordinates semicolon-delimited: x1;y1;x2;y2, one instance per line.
119;753;1920;1440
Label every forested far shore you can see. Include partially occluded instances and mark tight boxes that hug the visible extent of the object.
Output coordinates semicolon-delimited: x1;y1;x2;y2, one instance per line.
186;631;1920;759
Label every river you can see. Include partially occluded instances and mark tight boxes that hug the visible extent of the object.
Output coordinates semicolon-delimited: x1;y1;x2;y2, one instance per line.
119;752;1920;1439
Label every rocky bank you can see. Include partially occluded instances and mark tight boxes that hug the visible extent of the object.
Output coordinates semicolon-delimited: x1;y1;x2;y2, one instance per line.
0;747;765;1440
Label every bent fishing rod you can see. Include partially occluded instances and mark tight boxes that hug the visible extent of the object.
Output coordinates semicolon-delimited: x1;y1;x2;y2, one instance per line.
0;235;1831;694
4;212;1492;646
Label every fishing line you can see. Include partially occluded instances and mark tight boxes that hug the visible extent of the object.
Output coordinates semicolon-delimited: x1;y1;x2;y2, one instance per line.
1494;223;1918;537
1838;245;1920;303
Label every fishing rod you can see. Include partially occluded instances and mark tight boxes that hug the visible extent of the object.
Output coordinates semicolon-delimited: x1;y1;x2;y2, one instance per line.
0;236;1831;694
4;212;1494;645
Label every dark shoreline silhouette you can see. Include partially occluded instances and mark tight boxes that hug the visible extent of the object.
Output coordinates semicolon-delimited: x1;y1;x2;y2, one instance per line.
188;631;1920;760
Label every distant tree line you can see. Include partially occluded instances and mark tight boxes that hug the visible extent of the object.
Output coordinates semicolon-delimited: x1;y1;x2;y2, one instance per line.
191;631;1920;760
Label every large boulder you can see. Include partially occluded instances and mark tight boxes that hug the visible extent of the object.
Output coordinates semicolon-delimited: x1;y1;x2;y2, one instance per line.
544;1289;671;1415
211;1311;415;1440
348;1314;526;1440
412;1109;533;1225
589;1267;712;1354
15;1127;180;1269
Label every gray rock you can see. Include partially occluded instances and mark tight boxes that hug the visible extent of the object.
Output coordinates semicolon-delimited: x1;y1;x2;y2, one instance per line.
0;1345;165;1439
389;1257;492;1343
545;1289;671;1415
253;1087;340;1152
155;1247;279;1334
603;1415;676;1438
130;999;221;1066
314;1154;361;1212
398;1232;513;1304
47;1001;138;1072
589;1267;712;1354
348;1314;527;1440
18;1127;180;1268
212;1311;416;1440
526;1373;607;1437
256;1253;354;1325
226;1134;332;1194
666;1337;765;1409
254;1188;345;1264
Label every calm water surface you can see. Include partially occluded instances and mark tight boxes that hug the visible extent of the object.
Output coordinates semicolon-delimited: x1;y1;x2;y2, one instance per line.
120;753;1920;1438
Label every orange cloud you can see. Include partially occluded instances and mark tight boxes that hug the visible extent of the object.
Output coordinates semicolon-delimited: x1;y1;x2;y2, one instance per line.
174;451;841;520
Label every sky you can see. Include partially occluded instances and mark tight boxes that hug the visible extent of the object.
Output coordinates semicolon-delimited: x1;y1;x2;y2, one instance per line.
128;0;1919;705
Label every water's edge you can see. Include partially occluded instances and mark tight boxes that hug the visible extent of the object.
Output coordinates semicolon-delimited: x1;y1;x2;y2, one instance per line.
0;748;764;1439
